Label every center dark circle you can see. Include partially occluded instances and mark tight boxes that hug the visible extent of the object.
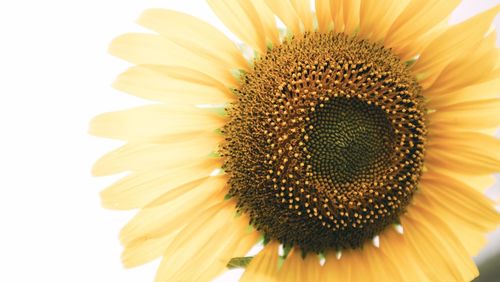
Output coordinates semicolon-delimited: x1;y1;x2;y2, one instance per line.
307;97;396;186
221;32;426;253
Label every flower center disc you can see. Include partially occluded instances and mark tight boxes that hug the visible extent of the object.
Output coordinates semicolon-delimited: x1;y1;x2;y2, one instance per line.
222;33;426;252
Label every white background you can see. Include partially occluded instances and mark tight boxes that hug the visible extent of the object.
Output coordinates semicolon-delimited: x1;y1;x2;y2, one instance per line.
0;1;499;281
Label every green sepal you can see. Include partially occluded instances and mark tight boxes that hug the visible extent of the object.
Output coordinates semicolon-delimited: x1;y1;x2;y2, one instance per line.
213;128;224;136
282;245;292;258
227;256;253;269
405;58;418;67
208;151;221;158
231;68;247;81
278;256;285;268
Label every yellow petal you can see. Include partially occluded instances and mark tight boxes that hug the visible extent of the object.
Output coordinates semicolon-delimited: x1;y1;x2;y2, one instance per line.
329;0;345;33
423;164;496;193
248;0;280;45
121;228;180;268
416;180;495;255
290;0;314;32
428;130;500;160
392;26;446;61
277;249;322;282
412;5;500;88
425;149;500;175
277;249;304;282
427;76;500;109
315;0;332;33
265;0;303;35
196;228;261;281
113;65;233;105
207;0;267;53
119;176;227;245
240;241;280;282
323;250;353;281
92;136;221;176
341;0;360;35
155;200;255;282
379;228;429;282
89;105;224;142
303;253;322;282
401;205;479;281
348;250;373;282
361;244;405;282
109;33;236;86
137;9;247;70
429;99;500;130
420;174;500;231
327;246;405;282
424;78;500;109
385;0;460;50
425;32;498;96
426;130;500;175
359;0;409;42
100;158;220;210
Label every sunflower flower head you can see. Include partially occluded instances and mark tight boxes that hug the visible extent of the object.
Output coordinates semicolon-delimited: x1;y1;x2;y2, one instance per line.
91;1;500;281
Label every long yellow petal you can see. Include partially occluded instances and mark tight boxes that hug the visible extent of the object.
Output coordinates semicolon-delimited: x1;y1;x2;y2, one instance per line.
362;244;405;282
303;253;322;282
277;249;304;282
114;65;232;105
425;32;497;96
121;228;180;268
240;241;280;282
392;25;447;62
100;158;220;210
359;0;409;42
329;0;344;33
328;245;406;282
385;0;460;50
264;0;303;35
412;5;500;88
348;250;371;282
341;0;360;35
428;99;500;129
119;176;227;245
92;137;221;176
422;190;490;256
155;200;253;282
109;33;236;86
290;0;314;32
276;249;322;282
89;105;224;142
322;250;353;281
423;164;496;193
137;9;247;70
425;150;500;175
427;142;500;175
248;0;280;45
420;173;500;231
379;228;429;282
207;0;267;53
315;0;332;33
195;228;260;281
401;205;479;281
427;76;500;108
426;130;500;175
412;204;480;278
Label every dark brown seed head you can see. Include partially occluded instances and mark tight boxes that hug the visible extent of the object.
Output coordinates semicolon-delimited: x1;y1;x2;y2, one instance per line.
221;32;426;253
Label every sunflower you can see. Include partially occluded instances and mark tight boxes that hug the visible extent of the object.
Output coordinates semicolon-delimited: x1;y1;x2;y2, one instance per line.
91;1;500;281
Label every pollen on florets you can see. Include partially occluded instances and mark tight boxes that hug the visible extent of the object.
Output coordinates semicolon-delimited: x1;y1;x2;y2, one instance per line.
221;32;426;253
